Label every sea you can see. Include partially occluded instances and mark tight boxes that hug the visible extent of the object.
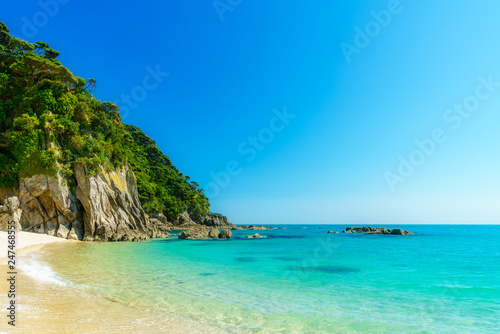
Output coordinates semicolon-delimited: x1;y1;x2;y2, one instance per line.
18;225;500;333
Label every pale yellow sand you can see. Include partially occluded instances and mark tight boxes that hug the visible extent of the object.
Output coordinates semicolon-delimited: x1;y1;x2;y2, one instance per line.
0;233;226;334
0;231;72;261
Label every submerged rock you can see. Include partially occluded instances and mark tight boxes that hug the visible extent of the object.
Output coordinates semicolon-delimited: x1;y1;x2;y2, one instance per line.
246;233;262;239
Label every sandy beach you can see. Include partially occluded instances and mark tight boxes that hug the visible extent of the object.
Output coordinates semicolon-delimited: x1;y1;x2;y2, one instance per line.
0;232;226;334
0;231;72;261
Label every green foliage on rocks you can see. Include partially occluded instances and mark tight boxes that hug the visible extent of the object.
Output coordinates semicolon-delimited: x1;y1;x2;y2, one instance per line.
0;21;209;218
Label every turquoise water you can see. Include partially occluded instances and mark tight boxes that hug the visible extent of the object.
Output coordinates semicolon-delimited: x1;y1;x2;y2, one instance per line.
33;225;500;333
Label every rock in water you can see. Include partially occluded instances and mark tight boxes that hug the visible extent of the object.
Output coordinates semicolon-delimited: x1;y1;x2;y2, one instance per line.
246;233;262;239
343;226;413;235
208;228;220;239
219;229;232;239
178;227;210;240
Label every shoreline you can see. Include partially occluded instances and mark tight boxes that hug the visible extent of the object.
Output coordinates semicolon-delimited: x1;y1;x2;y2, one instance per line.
0;232;227;333
0;231;73;262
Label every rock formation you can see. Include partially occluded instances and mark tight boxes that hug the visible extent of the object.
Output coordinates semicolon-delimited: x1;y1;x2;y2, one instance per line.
0;164;170;241
0;197;22;232
219;229;232;239
198;212;236;229
343;226;413;235
0;163;252;242
178;226;233;240
232;225;273;231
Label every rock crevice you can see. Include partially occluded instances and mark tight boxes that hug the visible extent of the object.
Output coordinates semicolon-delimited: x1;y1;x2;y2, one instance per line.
0;164;170;241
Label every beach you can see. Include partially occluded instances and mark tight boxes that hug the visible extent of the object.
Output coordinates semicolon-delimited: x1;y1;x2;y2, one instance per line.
0;231;72;261
0;232;225;334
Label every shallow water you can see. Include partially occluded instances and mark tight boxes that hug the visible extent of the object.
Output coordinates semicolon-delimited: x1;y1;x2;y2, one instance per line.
18;225;500;333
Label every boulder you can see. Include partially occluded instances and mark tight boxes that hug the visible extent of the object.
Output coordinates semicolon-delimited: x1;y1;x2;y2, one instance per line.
219;229;232;239
208;228;220;239
178;227;210;240
56;224;70;239
327;230;337;234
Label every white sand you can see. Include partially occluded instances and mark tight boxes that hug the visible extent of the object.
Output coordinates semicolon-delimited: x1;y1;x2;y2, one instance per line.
0;231;72;259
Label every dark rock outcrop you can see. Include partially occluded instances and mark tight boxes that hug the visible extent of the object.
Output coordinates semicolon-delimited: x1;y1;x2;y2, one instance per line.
343;226;412;235
198;212;235;229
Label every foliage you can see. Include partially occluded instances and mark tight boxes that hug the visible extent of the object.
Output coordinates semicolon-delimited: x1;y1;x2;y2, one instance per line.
0;21;209;218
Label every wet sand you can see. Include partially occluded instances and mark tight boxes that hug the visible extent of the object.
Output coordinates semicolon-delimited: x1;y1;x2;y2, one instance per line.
0;235;227;334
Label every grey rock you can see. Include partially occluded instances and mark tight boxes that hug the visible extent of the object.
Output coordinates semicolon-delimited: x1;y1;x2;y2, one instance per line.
56;224;70;239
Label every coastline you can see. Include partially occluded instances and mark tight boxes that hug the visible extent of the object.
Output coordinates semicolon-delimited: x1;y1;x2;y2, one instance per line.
0;233;227;334
0;231;73;262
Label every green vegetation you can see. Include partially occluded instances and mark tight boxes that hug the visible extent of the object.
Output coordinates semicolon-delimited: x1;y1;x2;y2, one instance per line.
0;22;209;219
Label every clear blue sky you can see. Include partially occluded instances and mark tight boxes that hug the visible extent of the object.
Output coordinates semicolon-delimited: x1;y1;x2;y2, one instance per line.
3;1;500;224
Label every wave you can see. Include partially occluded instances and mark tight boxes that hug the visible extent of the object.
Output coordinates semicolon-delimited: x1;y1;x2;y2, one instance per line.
18;256;68;287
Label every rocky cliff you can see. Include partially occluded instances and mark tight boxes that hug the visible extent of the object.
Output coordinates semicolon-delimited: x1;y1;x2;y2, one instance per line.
0;164;171;241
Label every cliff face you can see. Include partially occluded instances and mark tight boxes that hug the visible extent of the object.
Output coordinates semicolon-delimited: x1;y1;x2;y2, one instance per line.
0;164;170;241
74;164;154;241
